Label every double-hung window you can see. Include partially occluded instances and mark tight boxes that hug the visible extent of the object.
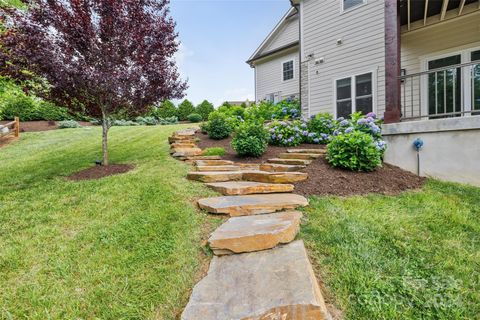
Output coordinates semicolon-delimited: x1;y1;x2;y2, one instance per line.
283;60;294;81
335;72;373;118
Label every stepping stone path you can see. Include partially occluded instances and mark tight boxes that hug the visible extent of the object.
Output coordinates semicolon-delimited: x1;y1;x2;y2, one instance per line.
168;128;332;320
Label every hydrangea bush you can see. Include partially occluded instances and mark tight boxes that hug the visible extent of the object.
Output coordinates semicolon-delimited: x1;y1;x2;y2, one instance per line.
267;120;303;147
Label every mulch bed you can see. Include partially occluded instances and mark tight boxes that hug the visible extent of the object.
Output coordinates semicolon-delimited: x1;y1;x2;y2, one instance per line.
67;164;134;181
0;120;92;132
195;132;425;197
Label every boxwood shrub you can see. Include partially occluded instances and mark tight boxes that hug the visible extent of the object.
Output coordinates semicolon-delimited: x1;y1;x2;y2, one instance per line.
207;111;232;140
187;113;202;123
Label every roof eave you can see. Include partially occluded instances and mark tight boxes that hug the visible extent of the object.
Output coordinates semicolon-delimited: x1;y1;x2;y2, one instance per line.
246;41;300;67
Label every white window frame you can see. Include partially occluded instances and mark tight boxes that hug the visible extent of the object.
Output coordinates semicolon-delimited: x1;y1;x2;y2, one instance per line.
281;58;295;82
333;69;377;118
341;0;367;14
420;44;480;118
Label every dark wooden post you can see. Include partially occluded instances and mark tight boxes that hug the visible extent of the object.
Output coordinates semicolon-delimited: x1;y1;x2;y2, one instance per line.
384;0;401;123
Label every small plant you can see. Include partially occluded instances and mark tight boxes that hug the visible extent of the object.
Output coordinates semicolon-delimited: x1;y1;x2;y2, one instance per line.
267;120;303;147
327;131;382;171
202;147;225;157
187;113;202;123
199;121;209;134
158;116;178;125
232;122;269;157
207;111;232;140
135;116;158;126
58;120;82;129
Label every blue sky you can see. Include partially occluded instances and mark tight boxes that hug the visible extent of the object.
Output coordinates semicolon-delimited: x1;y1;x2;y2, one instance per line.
170;0;291;106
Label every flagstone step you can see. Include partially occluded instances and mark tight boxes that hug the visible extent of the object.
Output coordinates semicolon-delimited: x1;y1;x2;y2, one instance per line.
181;240;331;320
287;148;327;154
187;171;243;183
170;142;197;149
196;165;240;172
184;155;222;163
279;153;322;160
174;127;199;136
168;136;197;144
242;171;308;184
197;193;308;216
259;163;306;172
208;211;302;255
205;181;294;195
193;160;234;166
237;163;261;171
267;158;313;165
171;148;203;157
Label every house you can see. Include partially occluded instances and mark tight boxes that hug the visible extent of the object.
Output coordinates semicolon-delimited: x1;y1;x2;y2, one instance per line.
247;7;300;104
250;0;480;186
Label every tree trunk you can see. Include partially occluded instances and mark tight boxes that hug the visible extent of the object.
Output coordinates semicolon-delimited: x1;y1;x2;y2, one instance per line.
101;112;109;166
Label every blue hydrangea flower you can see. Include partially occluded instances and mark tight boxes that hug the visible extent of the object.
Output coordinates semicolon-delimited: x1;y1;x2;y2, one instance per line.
345;127;354;133
320;133;329;139
308;132;316;138
366;117;375;123
302;131;309;136
357;118;368;126
370;124;381;134
337;117;345;122
310;115;315;119
333;130;340;136
269;128;275;133
313;138;320;143
301;123;307;129
340;119;350;127
375;140;387;150
271;134;276;139
366;112;377;119
278;134;283;139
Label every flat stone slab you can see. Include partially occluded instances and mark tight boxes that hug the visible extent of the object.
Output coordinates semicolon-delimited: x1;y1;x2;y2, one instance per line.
208;211;303;255
181;240;331;320
197;193;308;216
206;181;294;195
168;136;196;144
170;142;197;149
187;171;243;183
193;160;234;166
279;153;322;160
267;158;313;165
185;156;222;163
260;163;306;172
196;165;241;172
242;171;308;184
172;148;203;157
287;148;326;154
174;127;199;136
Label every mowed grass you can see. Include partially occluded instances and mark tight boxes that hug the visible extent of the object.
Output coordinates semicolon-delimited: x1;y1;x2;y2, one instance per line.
301;180;480;320
0;125;220;319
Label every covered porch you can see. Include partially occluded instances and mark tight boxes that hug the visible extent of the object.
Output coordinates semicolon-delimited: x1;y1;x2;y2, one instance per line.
384;0;480;123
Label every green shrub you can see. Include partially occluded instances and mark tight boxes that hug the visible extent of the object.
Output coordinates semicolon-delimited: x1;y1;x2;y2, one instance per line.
187;113;202;123
200;121;209;134
0;94;70;121
243;101;275;122
58;120;82;129
112;119;139;126
202;147;225;157
272;99;301;119
156;100;178;119
177;99;195;121
327;131;382;172
267;120;303;147
231;122;269;157
158;116;178;125
135;116;158;126
207;111;232;140
195;100;214;120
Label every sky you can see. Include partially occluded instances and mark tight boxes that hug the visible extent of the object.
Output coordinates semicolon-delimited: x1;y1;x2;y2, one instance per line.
170;0;291;107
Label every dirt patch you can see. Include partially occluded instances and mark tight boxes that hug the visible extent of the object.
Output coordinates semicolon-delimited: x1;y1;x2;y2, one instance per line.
196;132;425;197
196;132;326;164
67;164;134;181
0;120;92;133
0;136;18;148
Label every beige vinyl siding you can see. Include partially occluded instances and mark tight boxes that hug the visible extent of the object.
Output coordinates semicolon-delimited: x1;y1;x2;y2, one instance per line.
301;0;386;117
255;50;300;102
262;15;300;53
400;13;480;118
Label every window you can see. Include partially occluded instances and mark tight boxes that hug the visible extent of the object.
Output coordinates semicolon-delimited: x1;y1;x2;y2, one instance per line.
335;72;373;118
472;50;480;114
282;60;294;81
343;0;366;11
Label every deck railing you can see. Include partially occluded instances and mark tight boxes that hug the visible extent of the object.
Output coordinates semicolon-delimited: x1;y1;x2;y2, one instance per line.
0;117;20;139
399;61;480;121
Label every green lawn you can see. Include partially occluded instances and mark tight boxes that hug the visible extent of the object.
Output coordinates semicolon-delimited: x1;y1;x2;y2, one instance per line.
0;125;220;319
302;180;480;320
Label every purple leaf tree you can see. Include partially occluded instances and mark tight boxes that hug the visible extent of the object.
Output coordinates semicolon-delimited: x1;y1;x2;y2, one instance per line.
0;0;187;165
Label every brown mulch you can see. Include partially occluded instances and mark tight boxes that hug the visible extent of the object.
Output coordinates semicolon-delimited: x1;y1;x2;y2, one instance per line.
67;164;134;181
195;132;426;197
0;120;92;133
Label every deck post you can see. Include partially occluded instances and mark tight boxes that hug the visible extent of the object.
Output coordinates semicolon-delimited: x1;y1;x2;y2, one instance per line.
384;0;401;124
14;117;20;137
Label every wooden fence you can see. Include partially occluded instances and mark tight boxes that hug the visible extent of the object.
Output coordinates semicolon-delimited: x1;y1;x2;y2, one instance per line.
0;117;20;139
